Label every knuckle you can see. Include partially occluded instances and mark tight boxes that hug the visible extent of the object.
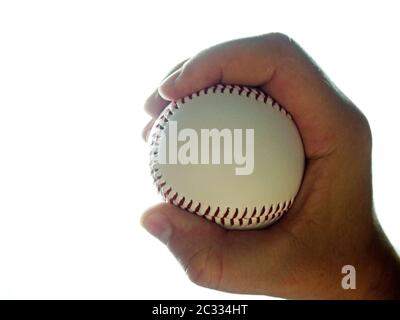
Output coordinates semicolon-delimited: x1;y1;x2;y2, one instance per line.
184;246;222;289
265;32;291;42
261;32;295;49
179;59;196;79
255;32;298;59
356;113;372;144
185;248;211;287
186;263;209;287
350;108;372;141
342;108;373;151
170;59;189;75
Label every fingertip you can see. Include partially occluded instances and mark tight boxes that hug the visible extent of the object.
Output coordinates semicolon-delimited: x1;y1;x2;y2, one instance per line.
144;90;170;117
141;205;173;245
158;68;182;100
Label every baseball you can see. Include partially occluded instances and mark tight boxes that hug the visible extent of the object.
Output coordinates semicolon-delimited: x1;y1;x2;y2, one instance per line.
149;84;305;230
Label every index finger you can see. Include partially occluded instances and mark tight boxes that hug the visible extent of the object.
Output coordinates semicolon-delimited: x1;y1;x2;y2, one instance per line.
158;33;361;157
144;59;188;117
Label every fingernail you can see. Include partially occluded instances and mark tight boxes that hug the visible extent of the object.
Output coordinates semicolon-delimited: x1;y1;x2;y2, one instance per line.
141;211;172;245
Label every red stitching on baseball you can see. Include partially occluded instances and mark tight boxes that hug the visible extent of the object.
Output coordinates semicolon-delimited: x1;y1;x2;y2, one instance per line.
157;181;166;191
242;207;248;218
223;207;230;218
163;187;172;197
178;196;185;207
185;200;193;210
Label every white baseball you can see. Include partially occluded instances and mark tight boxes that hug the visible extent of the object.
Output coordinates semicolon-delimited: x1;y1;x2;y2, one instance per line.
149;84;305;230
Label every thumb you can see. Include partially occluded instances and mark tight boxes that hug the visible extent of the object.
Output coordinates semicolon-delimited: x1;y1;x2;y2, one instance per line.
141;203;226;287
141;203;295;295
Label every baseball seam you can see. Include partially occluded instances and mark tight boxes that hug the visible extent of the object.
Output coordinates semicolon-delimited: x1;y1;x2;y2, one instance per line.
149;84;295;228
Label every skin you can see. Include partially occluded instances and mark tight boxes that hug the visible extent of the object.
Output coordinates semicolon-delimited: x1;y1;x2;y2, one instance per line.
141;33;400;299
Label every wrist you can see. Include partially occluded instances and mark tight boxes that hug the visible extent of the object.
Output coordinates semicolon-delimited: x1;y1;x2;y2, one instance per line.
336;225;400;299
361;229;400;299
314;224;400;300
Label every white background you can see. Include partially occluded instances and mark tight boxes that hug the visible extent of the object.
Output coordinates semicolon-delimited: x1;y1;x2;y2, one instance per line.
0;0;399;299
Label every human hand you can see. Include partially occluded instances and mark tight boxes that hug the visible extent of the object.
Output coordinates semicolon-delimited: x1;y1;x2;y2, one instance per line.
141;33;400;299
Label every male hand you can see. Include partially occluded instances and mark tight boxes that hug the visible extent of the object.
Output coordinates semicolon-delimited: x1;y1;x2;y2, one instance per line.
141;33;400;299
